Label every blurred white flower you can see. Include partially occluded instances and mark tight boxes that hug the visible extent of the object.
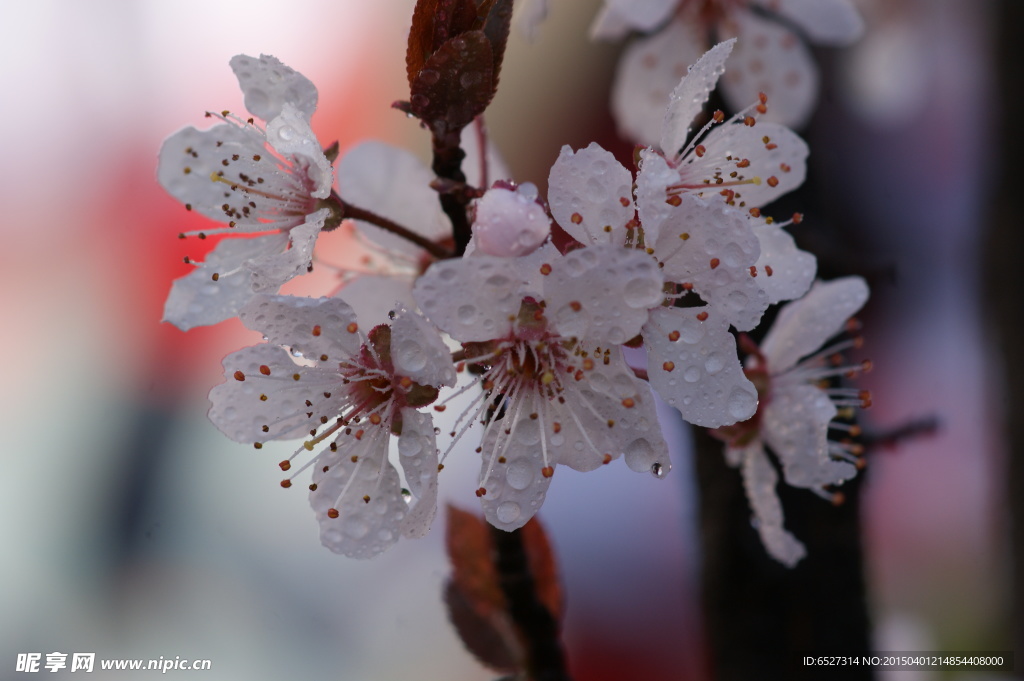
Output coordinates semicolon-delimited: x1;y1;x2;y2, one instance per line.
598;0;864;130
160;54;334;330
718;276;872;566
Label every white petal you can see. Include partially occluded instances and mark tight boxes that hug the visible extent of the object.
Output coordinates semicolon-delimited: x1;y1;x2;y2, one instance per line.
338;141;450;259
413;256;523;341
681;121;808;207
751;223;816;305
265;105;332;198
652;195;767;331
397;407;440;539
208;344;318;442
611;19;707;147
548;144;634;246
248;209;325;293
720;12;819;128
661;39;736;159
310;432;407;559
517;0;550;42
163;234;283;330
545;246;663;345
390;309;458;388
643;306;758;427
759;0;865;46
603;0;676;33
479;400;554;531
238;293;362;361
735;442;806;567
230;54;318;122
635;148;677;241
761;276;869;373
336;274;417;329
158;124;284;228
471;187;550;257
590;3;633;40
763;383;855;488
588;358;671;474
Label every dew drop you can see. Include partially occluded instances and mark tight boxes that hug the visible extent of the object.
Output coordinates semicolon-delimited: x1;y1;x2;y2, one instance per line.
624;277;658;308
277;125;295;141
457;304;477;323
705;352;724;375
683;366;701;383
506;460;534;490
727;387;757;420
650;462;670;479
343;518;370;539
496;501;521;524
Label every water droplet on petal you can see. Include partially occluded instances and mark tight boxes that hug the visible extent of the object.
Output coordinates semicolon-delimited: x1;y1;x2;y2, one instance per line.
496;501;521;524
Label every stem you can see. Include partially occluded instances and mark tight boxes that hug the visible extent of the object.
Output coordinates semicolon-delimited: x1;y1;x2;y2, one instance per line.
490;526;572;681
432;129;474;256
336;193;453;260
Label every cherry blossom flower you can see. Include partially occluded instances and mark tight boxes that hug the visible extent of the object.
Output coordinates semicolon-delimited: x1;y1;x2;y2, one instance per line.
208;294;456;558
715;276;871;566
547;55;816;428
160;54;334;331
413;244;670;531
597;0;864;130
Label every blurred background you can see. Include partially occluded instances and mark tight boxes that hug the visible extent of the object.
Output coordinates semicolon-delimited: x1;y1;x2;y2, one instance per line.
0;0;1013;679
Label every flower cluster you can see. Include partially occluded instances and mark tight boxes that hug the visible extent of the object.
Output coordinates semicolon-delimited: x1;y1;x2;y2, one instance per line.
159;6;868;564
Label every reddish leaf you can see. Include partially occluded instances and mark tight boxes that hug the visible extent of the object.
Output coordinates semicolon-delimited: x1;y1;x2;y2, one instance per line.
445;504;506;616
406;0;479;87
521;515;564;623
479;0;514;88
410;31;494;137
443;580;523;672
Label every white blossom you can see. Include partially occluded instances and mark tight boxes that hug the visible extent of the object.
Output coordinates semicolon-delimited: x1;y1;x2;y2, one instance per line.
413;245;670;531
160;55;333;330
599;0;864;130
719;276;871;566
208;294;455;558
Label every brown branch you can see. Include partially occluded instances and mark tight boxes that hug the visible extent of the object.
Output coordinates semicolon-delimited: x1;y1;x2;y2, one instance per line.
336;193;453;260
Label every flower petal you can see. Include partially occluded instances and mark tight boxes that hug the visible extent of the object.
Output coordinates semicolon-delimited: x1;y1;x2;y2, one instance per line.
720;12;819;128
734;442;807;567
601;0;677;34
163;234;283;330
336;274;416;329
310;430;407;559
338;141;450;260
760;276;869;373
248;209;326;294
682;121;808;207
763;383;855;488
652;195;767;331
548;143;634;246
397;407;440;539
414;256;524;341
751;222;816;305
265;104;332;198
238;293;362;362
209;343;327;442
660;39;736;159
390;308;458;388
545;245;663;345
230;54;319;123
478;397;554;531
758;0;865;46
611;18;707;147
643;306;758;427
635;148;678;241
